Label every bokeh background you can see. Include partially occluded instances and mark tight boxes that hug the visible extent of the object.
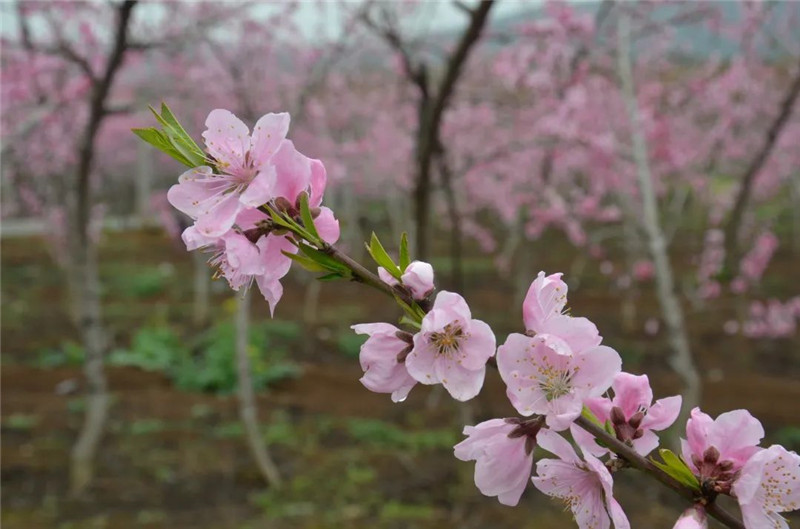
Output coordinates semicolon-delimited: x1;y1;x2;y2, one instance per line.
2;1;800;528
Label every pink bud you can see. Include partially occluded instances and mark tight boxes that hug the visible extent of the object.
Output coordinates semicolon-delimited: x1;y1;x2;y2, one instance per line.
401;261;435;300
672;506;707;529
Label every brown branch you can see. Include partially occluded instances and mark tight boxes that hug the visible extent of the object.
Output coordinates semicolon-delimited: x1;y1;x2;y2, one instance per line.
723;55;800;272
75;0;136;244
574;417;745;529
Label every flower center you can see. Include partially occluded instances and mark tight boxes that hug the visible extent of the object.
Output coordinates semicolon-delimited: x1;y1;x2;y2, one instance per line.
538;366;574;401
429;323;465;356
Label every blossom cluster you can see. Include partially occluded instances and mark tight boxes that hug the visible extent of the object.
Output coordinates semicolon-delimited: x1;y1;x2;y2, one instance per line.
154;109;800;529
354;269;800;528
166;109;340;314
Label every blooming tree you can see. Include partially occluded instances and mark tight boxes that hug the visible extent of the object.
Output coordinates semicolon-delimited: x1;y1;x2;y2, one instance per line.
138;104;800;529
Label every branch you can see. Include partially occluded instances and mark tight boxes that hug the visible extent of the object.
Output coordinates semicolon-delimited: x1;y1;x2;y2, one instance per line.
427;0;494;133
75;0;137;243
722;54;800;272
574;417;744;529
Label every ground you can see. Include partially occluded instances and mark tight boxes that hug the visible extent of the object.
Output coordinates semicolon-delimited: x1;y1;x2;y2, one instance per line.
2;228;799;528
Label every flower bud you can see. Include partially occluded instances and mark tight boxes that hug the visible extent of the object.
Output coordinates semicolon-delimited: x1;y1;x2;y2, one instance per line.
703;446;720;465
610;406;626;425
401;261;435;300
628;411;644;429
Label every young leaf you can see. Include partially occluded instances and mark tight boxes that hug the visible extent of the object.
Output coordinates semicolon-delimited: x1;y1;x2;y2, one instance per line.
367;232;401;278
317;272;346;282
399;232;411;270
148;104;206;167
132;128;193;167
298;192;321;243
297;243;350;275
281;250;328;273
399;315;422;330
651;449;701;491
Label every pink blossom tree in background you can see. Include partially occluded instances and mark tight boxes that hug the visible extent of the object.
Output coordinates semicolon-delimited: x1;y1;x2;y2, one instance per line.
138;93;800;527
0;0;261;494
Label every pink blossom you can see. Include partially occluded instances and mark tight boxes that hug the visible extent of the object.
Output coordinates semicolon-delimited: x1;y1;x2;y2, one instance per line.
681;407;764;492
733;444;800;529
672;506;707;529
352;323;417;402
532;429;630;529
497;332;621;430
632;260;655;282
454;417;542;506
379;261;435;300
378;267;400;287
168;110;289;237
522;271;601;353
405;291;496;401
585;372;682;456
401;260;434;300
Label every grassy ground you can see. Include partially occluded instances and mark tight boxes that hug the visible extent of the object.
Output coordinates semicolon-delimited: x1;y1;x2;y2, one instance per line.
2;228;799;528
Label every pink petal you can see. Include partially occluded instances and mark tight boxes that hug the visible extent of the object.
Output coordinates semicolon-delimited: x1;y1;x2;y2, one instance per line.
181;225;217;251
193;192;242;238
378;267;399;287
522;271;567;332
271;140;311;202
309;158;327;208
672;506;708;529
537;429;580;463
612;373;654;419
631;430;661;457
539;314;601;352
405;334;439;385
641;395;682;431
203;109;250;170
249;112;289;168
167;166;223;218
712;409;764;463
434;356;485;401
401;261;435;300
458;319;496;370
430;290;472;324
223;232;263;276
313;206;340;244
239;165;276;207
571;345;622;399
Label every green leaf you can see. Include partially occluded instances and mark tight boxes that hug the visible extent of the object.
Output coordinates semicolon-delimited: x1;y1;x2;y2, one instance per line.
317;272;346;282
298;243;350;276
298;192;321;243
394;295;425;325
132;128;194;167
148;104;206;167
281;251;328;273
651;449;701;491
399;315;422;330
399;232;411;270
367;233;401;278
581;406;603;428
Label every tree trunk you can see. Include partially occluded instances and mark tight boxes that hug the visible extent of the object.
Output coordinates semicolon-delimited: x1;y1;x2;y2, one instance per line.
69;238;110;496
618;14;701;431
68;0;137;495
437;151;464;292
235;292;282;488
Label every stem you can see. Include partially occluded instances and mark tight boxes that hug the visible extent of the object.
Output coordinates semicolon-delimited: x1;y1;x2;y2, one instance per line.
289;218;743;527
574;417;744;529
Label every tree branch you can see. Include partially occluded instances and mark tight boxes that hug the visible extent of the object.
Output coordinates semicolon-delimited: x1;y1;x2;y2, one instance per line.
722;55;800;272
574;417;744;529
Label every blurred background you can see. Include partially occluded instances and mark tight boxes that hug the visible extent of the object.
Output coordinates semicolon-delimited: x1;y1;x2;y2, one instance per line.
2;1;800;528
